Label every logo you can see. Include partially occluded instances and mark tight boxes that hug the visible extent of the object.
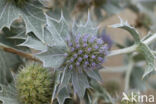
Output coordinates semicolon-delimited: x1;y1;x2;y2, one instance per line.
121;92;155;103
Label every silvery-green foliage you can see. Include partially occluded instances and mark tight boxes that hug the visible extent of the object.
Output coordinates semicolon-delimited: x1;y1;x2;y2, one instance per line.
0;20;27;85
0;50;21;85
111;17;141;43
130;66;147;91
0;0;46;41
0;20;26;49
89;80;114;104
0;83;20;104
112;18;155;78
137;43;155;78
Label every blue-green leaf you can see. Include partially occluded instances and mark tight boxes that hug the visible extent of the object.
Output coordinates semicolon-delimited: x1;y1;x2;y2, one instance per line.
20;14;69;68
19;35;47;51
0;24;25;85
137;43;155;78
46;13;70;41
84;69;102;81
57;87;70;104
0;83;19;104
111;18;141;43
60;68;71;89
72;70;90;98
72;12;98;37
35;46;66;68
0;0;45;41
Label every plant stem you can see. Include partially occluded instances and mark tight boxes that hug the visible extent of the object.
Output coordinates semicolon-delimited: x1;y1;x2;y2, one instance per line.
143;33;156;45
152;50;156;55
0;43;41;62
108;33;156;57
108;45;138;57
125;58;134;91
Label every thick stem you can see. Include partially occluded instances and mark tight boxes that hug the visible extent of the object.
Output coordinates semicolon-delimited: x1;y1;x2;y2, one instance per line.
0;43;41;62
108;44;138;57
108;33;156;57
143;33;156;45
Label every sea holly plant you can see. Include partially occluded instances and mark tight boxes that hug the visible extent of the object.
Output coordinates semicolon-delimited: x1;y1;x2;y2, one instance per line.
19;12;113;102
0;7;156;104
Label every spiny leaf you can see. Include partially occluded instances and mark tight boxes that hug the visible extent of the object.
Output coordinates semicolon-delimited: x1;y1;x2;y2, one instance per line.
45;12;70;41
84;69;102;81
0;24;25;85
44;23;67;47
20;13;69;68
57;87;70;104
6;19;26;40
130;66;147;90
0;0;45;41
0;83;19;104
0;50;21;85
59;67;71;89
72;70;90;98
19;35;47;51
91;80;114;104
0;25;25;49
111;17;141;43
137;43;155;78
35;46;66;68
72;12;98;37
52;71;61;103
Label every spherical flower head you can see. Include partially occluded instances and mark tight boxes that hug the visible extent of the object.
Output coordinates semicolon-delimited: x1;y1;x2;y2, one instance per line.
62;33;111;71
16;64;53;104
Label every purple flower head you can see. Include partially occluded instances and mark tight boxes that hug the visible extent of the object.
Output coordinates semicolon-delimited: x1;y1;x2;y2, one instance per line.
83;43;88;47
64;53;68;57
78;50;83;54
63;33;111;72
69;65;73;69
76;62;80;66
98;57;103;61
76;44;80;48
83;62;89;68
92;62;96;67
71;47;75;52
99;49;104;53
78;57;82;62
76;34;81;42
84;61;89;65
89;36;96;43
84;54;88;59
70;57;74;62
87;48;92;52
83;34;89;42
68;41;73;47
74;54;78;58
97;39;103;44
94;45;99;49
91;55;96;59
101;30;113;49
101;45;108;50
